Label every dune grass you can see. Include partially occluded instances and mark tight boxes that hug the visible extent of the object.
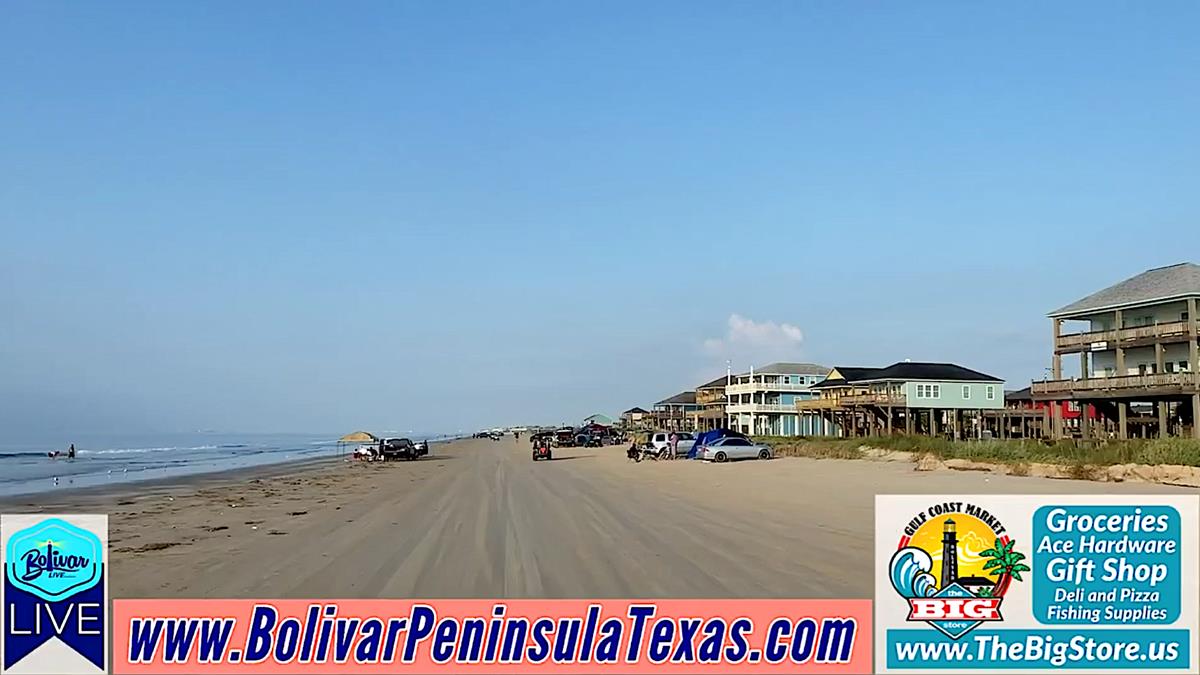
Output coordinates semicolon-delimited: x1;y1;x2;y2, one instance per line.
753;435;1200;468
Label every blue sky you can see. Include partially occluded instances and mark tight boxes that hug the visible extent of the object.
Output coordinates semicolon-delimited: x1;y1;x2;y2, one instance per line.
3;1;1199;435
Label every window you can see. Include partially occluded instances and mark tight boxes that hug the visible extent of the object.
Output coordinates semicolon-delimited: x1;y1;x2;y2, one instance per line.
962;385;971;399
1180;361;1190;372
721;438;750;446
986;385;996;400
917;384;941;399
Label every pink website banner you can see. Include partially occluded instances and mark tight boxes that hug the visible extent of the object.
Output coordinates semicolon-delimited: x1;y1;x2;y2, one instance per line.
113;598;871;674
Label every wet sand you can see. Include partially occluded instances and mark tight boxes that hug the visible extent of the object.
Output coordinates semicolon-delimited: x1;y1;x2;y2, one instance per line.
3;437;1189;599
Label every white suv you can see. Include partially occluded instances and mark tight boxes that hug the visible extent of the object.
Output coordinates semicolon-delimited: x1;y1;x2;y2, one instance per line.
648;431;695;456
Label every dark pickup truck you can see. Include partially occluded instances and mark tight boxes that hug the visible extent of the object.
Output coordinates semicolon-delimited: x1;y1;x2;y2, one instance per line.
381;438;428;461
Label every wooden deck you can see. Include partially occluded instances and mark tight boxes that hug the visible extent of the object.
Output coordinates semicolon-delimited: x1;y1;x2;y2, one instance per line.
795;393;907;410
838;392;907;406
1031;373;1200;400
1055;320;1197;354
795;399;841;411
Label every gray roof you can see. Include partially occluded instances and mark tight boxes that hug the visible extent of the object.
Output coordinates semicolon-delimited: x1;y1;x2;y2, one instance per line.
1050;263;1200;318
867;361;1002;383
752;362;830;375
696;375;729;390
656;391;697;405
1005;387;1033;401
814;362;1001;385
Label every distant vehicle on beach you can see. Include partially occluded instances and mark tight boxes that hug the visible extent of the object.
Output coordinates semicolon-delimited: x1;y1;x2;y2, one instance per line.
380;438;422;461
649;431;696;456
554;428;576;447
575;423;618;447
413;439;430;456
695;437;772;462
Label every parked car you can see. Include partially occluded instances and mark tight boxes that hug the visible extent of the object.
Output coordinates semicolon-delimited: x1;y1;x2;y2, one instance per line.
554;428;576;447
695;437;772;462
413;439;430;456
380;438;421;461
648;431;696;456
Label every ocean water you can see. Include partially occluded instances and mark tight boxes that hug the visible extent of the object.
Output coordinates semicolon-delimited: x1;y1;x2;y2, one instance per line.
0;431;448;498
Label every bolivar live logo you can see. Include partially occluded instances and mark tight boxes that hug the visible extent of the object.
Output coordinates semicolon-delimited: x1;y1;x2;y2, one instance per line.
2;514;107;675
889;501;1027;640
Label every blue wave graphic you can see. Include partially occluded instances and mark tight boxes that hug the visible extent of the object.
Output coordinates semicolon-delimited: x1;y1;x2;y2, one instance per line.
890;546;937;598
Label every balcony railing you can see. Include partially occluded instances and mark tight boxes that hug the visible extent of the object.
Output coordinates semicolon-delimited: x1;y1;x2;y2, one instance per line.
795;398;840;410
726;381;814;395
1032;373;1200;396
1055;320;1196;352
838;392;908;406
726;403;797;414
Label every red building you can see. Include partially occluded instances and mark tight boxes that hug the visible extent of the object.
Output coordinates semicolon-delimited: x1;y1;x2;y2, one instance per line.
1004;387;1100;438
1007;387;1097;419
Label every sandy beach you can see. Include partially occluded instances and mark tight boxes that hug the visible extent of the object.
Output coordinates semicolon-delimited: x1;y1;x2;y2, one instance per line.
3;437;1190;600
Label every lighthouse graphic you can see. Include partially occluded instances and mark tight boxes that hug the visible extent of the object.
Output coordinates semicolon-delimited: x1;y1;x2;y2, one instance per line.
940;517;958;589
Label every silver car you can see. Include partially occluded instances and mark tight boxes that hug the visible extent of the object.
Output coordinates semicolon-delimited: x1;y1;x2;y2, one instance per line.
697;437;772;462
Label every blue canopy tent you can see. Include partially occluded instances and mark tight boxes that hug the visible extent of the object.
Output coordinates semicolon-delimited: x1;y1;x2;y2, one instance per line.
687;428;748;459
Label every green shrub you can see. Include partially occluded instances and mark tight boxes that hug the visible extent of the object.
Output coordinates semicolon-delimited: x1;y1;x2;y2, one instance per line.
750;435;1200;467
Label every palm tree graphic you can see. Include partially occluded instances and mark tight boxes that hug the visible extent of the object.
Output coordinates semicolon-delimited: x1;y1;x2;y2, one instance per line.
977;537;1029;598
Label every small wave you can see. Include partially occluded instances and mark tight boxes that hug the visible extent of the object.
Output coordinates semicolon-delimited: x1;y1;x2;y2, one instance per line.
219;444;248;449
82;444;219;455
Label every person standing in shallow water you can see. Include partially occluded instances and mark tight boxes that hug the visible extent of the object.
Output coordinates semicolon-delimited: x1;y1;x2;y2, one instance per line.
67;443;76;459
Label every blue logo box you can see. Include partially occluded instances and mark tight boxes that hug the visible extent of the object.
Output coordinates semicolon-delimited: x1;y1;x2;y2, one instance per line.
2;514;108;675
